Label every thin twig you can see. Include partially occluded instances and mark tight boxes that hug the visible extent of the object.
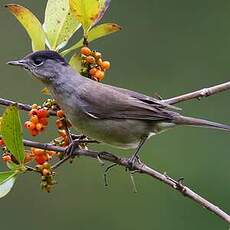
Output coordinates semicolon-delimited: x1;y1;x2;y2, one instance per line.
21;138;230;223
163;81;230;105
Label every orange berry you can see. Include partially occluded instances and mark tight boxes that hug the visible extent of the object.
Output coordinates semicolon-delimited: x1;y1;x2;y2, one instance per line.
2;155;11;162
29;109;38;116
89;67;98;76
42;168;51;176
97;58;103;66
32;148;45;155
0;139;5;146
57;110;65;118
30;115;39;124
81;47;91;56
101;61;110;70
56;119;64;129
94;70;105;81
39;117;48;126
93;51;102;59
36;123;44;132
37;109;49;118
31;104;38;109
85;56;95;64
25;121;36;130
29;128;39;136
24;152;34;163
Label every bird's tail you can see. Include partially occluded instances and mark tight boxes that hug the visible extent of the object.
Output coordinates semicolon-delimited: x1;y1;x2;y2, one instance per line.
172;116;230;132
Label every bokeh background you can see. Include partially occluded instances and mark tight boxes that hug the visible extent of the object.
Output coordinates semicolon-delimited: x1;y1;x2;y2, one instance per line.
0;0;230;229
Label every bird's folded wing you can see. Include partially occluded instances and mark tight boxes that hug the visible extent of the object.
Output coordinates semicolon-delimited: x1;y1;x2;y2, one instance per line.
78;82;178;121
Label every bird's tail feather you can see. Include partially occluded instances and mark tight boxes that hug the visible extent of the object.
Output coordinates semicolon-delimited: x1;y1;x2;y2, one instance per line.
173;116;230;132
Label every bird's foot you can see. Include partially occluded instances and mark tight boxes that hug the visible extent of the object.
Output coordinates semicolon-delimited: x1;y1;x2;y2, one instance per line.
65;140;79;157
126;154;141;170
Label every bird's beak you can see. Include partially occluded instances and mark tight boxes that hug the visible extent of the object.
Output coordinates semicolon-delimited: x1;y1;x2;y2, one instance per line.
7;59;27;67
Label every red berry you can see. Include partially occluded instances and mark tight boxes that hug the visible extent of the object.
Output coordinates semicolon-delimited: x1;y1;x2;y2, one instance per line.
39;117;48;126
35;154;47;165
37;109;49;118
29;128;39;136
0;139;5;146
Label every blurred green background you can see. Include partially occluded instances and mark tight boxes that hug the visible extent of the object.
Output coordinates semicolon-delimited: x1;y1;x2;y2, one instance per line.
0;0;230;229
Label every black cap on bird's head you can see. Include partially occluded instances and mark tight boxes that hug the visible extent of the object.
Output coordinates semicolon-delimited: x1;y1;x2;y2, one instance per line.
7;50;69;82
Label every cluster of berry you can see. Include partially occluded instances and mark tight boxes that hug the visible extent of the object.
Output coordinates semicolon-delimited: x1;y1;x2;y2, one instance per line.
36;162;56;192
24;104;49;136
80;47;110;81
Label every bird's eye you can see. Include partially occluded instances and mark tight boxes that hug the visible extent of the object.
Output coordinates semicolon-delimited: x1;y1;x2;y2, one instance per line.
33;58;44;66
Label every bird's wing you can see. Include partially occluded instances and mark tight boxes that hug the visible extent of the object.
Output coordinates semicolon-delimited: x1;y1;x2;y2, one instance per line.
77;81;178;121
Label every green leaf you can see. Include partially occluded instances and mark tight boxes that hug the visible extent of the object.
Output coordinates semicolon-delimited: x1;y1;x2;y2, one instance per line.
0;171;17;198
5;4;46;51
1;106;25;164
69;53;82;73
43;0;81;50
69;0;100;35
62;23;121;55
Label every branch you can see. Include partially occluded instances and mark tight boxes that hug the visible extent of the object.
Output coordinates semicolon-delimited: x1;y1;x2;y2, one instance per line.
163;81;230;105
22;139;230;224
1;81;230;223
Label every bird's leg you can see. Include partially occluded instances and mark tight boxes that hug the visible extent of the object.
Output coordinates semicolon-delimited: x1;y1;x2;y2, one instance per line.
62;119;79;157
127;136;148;169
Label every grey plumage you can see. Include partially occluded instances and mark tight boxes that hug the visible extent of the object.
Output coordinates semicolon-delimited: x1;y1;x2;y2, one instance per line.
7;50;230;151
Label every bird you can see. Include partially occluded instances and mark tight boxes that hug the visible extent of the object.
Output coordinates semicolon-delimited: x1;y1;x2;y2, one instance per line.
7;50;230;165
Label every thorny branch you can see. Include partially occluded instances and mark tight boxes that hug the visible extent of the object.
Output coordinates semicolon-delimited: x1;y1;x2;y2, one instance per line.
1;81;230;224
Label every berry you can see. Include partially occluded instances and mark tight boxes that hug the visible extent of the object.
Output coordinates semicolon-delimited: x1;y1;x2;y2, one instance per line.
36;123;44;132
101;61;110;70
86;56;95;64
29;109;38;116
0;139;5;147
35;155;47;165
30;115;39;124
81;47;91;56
97;58;103;66
25;121;36;130
57;110;65;118
56;119;64;129
37;109;49;118
31;104;38;109
94;70;105;81
89;67;98;76
39;117;48;126
42;168;51;176
94;51;102;59
2;155;11;162
29;128;39;136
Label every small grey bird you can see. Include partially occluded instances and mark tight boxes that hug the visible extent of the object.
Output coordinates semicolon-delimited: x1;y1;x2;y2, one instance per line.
7;50;230;163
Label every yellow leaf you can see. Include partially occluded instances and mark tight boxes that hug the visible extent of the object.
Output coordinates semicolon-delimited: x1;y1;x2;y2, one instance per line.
43;0;81;50
5;4;46;51
62;23;122;56
69;0;100;35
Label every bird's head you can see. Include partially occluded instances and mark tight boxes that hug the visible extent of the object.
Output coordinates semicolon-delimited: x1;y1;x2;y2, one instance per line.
7;50;69;83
